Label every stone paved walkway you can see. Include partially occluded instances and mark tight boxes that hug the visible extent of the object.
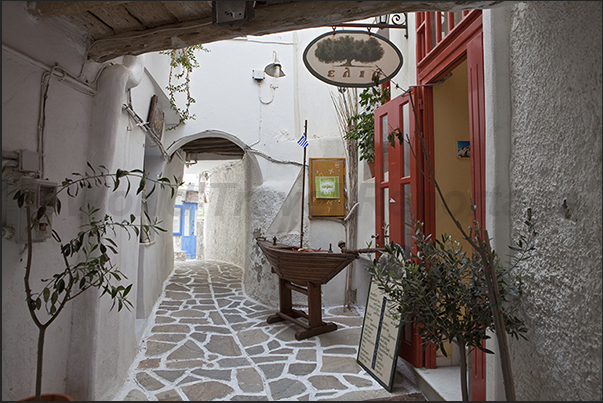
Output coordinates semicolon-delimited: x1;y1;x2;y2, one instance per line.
113;260;425;401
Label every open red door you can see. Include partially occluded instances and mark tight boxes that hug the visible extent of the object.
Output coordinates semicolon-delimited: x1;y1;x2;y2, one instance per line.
374;88;436;369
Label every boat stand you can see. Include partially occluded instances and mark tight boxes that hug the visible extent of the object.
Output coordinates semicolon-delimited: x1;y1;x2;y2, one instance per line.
267;277;337;340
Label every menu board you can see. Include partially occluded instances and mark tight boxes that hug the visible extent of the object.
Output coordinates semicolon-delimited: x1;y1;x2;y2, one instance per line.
356;278;403;391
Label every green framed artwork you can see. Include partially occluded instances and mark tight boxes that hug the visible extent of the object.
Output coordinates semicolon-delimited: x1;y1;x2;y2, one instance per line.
315;176;340;199
309;158;346;218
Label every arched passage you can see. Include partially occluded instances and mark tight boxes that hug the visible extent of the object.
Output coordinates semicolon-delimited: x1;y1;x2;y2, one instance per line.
165;130;263;267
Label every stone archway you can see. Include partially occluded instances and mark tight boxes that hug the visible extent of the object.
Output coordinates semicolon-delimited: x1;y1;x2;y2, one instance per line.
166;129;264;269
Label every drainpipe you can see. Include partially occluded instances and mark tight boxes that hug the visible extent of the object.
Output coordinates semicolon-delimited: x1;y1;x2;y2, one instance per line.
67;55;145;400
87;55;144;168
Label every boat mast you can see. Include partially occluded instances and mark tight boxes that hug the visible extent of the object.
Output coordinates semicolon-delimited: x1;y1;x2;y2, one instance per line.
300;120;307;249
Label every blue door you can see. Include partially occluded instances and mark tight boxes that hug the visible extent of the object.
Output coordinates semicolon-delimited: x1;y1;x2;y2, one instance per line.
174;202;197;259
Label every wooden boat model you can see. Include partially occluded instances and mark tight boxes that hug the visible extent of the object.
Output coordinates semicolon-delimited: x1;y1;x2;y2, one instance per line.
256;237;358;286
257;120;382;340
257;235;381;340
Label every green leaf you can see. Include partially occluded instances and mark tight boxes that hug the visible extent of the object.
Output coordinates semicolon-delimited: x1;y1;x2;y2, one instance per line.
52;230;62;243
43;288;50;302
62;244;71;257
146;185;156;198
17;192;25;208
136;177;146;195
123;284;132;297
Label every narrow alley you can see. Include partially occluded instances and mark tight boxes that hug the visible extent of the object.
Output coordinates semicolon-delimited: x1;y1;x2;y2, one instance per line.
113;260;426;401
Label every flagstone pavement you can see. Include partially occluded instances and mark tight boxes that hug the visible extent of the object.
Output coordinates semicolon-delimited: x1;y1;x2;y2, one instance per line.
113;260;426;401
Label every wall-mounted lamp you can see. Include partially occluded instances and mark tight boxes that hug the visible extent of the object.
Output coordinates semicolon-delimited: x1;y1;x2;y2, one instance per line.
264;51;286;78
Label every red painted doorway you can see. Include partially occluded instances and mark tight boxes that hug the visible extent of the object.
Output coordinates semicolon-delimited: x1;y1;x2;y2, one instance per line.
373;9;487;399
373;88;437;369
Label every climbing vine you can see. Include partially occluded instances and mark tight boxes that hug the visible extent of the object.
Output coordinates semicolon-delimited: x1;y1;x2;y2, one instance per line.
160;44;209;130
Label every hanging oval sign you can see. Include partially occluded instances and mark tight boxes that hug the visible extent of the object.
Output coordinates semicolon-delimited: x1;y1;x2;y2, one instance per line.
303;30;403;88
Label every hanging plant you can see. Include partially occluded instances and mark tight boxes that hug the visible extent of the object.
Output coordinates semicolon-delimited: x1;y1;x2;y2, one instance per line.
160;44;209;130
343;74;390;164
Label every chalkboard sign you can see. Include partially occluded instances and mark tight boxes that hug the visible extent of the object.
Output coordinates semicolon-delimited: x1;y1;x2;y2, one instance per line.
356;278;403;391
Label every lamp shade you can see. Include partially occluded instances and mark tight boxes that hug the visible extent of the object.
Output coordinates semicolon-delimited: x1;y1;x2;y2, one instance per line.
264;62;286;78
264;51;286;78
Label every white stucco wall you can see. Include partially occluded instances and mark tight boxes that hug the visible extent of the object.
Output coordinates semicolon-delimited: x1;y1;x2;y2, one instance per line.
205;158;250;269
2;2;95;400
2;2;181;400
504;2;602;401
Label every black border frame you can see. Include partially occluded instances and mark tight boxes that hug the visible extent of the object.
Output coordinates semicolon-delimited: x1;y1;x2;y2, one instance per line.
356;277;404;392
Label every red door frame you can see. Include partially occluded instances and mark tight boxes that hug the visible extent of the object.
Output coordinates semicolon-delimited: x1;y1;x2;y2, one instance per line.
466;31;487;401
415;9;487;400
374;88;437;369
373;9;487;397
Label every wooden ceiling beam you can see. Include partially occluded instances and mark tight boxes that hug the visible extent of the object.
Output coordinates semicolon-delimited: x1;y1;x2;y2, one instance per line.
26;1;133;18
85;1;509;63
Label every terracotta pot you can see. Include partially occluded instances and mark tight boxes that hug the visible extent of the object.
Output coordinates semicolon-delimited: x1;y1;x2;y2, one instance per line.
367;161;376;178
20;393;74;401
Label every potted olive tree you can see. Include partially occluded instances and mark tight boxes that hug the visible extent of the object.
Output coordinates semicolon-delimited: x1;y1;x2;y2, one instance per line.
3;164;181;401
378;97;536;400
367;216;535;401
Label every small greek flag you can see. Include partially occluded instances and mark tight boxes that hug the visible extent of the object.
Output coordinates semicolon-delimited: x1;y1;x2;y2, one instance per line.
297;135;309;148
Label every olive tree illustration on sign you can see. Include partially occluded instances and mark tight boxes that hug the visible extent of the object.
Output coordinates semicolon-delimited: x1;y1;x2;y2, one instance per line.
314;35;385;66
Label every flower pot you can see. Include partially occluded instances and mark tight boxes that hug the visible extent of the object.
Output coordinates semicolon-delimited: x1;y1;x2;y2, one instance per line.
20;393;74;401
367;161;375;178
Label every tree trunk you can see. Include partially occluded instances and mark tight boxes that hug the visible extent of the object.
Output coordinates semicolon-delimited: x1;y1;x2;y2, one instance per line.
344;138;358;309
35;326;46;401
482;230;516;401
455;339;469;401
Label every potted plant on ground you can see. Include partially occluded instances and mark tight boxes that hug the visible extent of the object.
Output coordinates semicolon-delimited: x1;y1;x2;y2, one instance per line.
367;216;536;401
2;164;181;401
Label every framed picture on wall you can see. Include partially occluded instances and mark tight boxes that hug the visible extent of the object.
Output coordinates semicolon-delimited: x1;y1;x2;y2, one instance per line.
309;158;346;219
147;95;164;141
457;141;470;158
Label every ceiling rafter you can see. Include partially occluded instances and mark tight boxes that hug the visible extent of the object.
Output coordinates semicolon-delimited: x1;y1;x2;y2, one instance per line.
26;1;511;63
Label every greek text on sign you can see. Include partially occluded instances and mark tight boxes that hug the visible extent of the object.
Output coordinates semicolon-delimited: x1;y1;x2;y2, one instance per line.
303;30;403;88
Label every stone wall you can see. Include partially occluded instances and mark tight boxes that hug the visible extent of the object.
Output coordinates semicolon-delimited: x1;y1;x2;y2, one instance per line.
508;2;602;400
204;158;249;269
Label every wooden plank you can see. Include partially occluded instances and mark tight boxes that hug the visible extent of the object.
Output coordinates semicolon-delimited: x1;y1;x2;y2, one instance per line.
89;4;147;33
87;1;503;62
27;1;132;18
63;12;115;39
123;2;180;28
162;1;213;23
